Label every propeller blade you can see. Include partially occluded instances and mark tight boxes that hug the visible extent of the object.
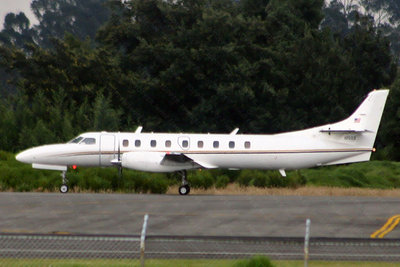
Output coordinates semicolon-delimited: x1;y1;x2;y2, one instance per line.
118;136;121;161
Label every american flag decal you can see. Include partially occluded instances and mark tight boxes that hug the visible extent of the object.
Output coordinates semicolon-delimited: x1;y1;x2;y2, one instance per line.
354;118;361;123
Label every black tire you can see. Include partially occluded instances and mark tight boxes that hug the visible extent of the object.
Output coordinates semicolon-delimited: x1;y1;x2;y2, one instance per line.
60;184;69;193
185;185;190;195
179;185;190;195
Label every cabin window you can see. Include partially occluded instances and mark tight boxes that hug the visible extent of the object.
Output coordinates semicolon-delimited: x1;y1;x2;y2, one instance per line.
82;138;96;145
123;140;129;147
213;141;219;148
229;141;235;149
182;140;188;148
151;140;157;147
198;141;204;148
165;140;171;148
135;140;141;147
244;141;251;149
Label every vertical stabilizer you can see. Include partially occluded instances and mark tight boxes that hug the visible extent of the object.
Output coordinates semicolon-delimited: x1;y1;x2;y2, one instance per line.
320;89;389;165
321;89;389;148
349;89;389;135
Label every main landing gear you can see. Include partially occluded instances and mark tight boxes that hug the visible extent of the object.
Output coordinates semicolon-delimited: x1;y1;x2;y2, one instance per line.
58;169;191;195
60;171;69;193
178;170;190;195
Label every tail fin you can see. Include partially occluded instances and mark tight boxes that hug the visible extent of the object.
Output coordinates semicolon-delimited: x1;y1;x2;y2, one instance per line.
320;89;389;165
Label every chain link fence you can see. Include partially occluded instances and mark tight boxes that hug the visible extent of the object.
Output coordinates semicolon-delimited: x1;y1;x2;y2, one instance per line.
1;233;400;266
0;233;141;266
0;215;400;266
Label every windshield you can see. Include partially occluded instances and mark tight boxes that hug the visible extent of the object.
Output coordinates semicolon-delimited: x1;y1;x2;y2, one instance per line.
81;138;96;145
68;136;83;144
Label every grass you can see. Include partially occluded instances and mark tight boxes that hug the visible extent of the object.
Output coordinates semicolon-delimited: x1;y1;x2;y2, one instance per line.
301;161;400;189
275;262;400;267
2;149;400;195
167;183;400;197
0;259;399;267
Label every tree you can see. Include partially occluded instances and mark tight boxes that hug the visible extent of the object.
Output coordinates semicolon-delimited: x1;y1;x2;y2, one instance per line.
31;0;110;48
0;0;397;155
324;0;400;63
95;0;396;133
376;69;400;160
0;12;36;48
93;92;121;131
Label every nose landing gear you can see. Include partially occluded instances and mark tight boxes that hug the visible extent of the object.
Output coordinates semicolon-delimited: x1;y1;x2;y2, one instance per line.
60;171;69;193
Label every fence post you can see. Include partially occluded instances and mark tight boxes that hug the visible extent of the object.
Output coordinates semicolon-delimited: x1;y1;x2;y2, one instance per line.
304;218;311;267
140;214;149;267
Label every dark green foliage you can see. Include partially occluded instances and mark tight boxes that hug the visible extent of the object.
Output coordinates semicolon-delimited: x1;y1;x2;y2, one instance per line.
0;0;398;161
188;171;215;189
238;170;254;187
2;151;400;192
237;170;305;188
215;175;230;189
0;151;170;193
0;12;36;48
234;255;274;267
0;156;60;192
374;73;400;160
323;0;400;63
0;34;122;151
145;173;170;194
250;171;269;188
302;161;400;189
32;0;110;49
210;169;241;182
93;93;121;131
288;171;307;188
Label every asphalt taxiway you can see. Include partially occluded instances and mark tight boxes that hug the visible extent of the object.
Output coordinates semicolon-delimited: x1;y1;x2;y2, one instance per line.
1;192;399;238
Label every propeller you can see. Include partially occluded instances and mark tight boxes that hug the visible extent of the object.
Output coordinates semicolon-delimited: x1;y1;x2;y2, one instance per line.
111;133;123;187
117;138;123;179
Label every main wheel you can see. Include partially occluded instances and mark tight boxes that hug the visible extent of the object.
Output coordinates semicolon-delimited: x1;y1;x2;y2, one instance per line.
60;184;69;193
179;185;190;195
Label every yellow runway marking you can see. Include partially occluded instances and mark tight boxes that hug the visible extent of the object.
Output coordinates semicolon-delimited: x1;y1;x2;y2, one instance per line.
370;214;400;238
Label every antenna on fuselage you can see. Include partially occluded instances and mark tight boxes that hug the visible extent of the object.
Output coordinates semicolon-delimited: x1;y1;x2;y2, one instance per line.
135;126;143;133
230;128;239;135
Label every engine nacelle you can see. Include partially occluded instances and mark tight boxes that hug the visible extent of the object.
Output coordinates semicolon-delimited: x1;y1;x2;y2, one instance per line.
121;152;184;172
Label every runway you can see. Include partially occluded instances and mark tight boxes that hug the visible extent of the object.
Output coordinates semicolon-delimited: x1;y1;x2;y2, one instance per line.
1;192;400;238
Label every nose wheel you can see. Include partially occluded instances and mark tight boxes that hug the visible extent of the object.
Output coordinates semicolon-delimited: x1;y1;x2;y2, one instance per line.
178;170;190;195
60;171;69;193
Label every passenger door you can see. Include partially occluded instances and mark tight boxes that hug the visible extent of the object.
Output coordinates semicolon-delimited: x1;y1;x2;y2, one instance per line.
99;134;116;166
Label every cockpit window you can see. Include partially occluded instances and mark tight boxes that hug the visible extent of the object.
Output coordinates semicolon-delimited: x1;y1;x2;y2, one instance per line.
81;138;96;145
68;136;83;144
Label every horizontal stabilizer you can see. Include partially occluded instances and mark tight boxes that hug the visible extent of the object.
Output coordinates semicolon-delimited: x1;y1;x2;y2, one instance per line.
320;129;369;134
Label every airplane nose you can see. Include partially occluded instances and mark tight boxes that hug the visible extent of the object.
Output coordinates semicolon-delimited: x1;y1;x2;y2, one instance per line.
16;150;34;164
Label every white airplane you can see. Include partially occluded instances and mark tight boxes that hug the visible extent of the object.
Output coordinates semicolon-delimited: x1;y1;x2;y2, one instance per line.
16;89;389;195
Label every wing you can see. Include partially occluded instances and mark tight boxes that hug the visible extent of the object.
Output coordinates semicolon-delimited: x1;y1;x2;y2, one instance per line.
161;153;217;169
